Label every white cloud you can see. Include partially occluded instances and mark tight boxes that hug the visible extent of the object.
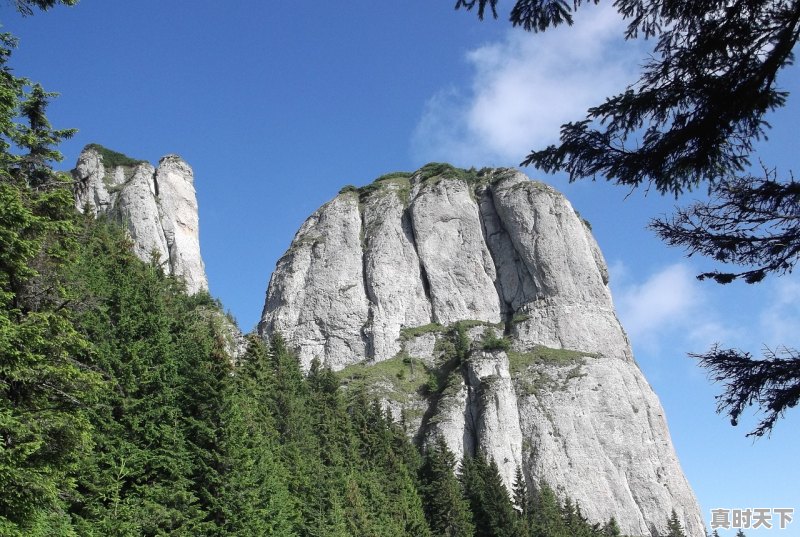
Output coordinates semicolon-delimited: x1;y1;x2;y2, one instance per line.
411;3;643;166
612;262;800;360
614;263;699;344
758;275;800;348
611;262;736;354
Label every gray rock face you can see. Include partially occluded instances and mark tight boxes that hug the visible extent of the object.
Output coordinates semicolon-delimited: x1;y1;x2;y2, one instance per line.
409;178;502;326
73;145;208;295
362;184;433;361
259;165;704;536
262;193;369;370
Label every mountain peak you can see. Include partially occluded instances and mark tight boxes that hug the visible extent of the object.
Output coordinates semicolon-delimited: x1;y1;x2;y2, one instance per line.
259;164;704;536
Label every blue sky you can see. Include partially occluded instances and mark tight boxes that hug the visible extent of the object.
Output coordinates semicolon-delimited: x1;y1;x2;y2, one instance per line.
4;1;798;534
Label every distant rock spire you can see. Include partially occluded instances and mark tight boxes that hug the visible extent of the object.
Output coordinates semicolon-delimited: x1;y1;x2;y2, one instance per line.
73;144;208;294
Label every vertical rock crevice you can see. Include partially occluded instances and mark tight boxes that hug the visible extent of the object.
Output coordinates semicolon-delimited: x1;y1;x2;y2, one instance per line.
476;184;539;318
402;207;434;306
358;202;377;360
407;178;502;326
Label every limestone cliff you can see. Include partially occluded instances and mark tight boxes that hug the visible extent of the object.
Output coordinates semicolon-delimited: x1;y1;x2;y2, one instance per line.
73;144;208;294
259;164;704;537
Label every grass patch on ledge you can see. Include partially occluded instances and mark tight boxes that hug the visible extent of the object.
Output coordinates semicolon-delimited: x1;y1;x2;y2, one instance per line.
508;345;598;375
399;319;503;343
339;164;521;207
511;312;531;324
399;322;444;341
336;353;428;402
375;171;413;182
455;319;504;331
86;143;147;168
510;346;597;397
413;162;497;189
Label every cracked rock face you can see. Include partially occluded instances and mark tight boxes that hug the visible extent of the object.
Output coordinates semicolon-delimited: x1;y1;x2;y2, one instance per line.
259;165;704;536
73;145;208;295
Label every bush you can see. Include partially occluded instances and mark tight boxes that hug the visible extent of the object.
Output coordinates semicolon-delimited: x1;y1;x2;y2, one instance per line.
481;328;511;352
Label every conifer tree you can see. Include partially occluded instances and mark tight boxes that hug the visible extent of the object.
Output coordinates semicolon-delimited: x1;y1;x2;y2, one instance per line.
530;482;569;537
419;437;474;537
603;516;622;537
265;334;323;536
512;467;532;536
175;295;235;533
665;509;687;537
0;29;99;535
461;453;520;537
218;335;298;536
512;467;529;515
564;499;600;537
66;222;209;534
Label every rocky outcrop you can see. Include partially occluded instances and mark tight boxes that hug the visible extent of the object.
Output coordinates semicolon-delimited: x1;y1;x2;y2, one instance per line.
259;164;704;536
73;144;208;294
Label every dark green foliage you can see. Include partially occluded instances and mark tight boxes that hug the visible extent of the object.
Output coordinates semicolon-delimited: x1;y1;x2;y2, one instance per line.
415;162;488;185
0;182;101;536
345;391;432;536
338;184;359;195
456;0;599;31
647;170;800;436
0;39;75;189
457;1;800;198
376;171;413;182
13;85;76;187
512;468;532;536
692;344;800;437
460;453;519;537
650;170;800;285
561;498;599;537
481;327;511;352
64;219;228;535
665;509;687;537
218;335;297;536
31;215;437;536
84;143;147;169
0;25;98;535
418;162;460;180
12;0;78;16
651;170;800;437
602;517;621;537
419;437;475;537
530;482;569;537
453;322;471;361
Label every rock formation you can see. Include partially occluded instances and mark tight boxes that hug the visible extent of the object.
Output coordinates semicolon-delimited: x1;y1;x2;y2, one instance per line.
259;164;705;536
73;144;208;294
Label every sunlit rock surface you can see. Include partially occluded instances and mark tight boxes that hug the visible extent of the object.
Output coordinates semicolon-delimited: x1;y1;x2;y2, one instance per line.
73;145;208;294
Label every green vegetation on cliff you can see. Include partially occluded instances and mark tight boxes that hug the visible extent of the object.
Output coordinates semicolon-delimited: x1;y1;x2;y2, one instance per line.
85;143;147;168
